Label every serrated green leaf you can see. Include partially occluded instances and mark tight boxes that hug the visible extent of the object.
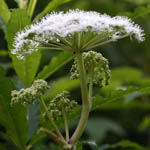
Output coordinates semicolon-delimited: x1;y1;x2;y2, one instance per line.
35;0;72;20
37;52;74;80
0;68;28;149
5;9;41;87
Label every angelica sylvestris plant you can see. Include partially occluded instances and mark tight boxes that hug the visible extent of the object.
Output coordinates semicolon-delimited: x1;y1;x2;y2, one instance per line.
11;10;144;150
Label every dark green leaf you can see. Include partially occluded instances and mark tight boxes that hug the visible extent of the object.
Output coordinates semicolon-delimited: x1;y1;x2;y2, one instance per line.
118;5;150;19
37;52;74;80
76;142;83;150
103;140;149;150
138;116;150;130
86;118;124;143
5;9;41;87
93;86;150;110
85;140;149;150
81;140;99;150
0;68;28;149
115;140;144;149
44;77;79;101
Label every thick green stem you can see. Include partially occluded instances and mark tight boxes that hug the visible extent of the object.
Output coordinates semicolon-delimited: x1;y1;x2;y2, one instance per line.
39;97;65;141
88;78;93;110
70;52;90;144
27;0;37;17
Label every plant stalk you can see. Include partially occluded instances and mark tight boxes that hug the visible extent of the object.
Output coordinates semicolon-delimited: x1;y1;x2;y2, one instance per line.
63;109;69;141
27;0;37;17
70;52;90;144
39;97;65;141
39;127;67;147
88;77;93;110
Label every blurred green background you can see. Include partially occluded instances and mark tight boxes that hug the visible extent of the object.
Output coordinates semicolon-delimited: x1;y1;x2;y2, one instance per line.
0;0;150;150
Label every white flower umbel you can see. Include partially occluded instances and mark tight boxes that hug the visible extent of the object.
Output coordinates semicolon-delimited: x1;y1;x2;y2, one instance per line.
12;9;144;59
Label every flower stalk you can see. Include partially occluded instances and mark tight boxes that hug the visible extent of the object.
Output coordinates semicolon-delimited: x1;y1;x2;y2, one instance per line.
39;127;67;147
39;97;65;142
88;72;94;110
62;108;69;141
70;51;90;145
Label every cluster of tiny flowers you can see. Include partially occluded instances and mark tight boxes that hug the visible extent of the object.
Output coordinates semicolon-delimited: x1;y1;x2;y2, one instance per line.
46;91;77;120
70;51;111;87
11;79;49;106
12;9;144;59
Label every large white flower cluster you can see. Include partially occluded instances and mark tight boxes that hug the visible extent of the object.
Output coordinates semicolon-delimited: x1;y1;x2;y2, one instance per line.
12;9;144;59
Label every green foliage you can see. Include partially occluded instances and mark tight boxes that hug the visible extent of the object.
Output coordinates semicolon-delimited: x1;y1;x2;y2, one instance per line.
0;0;11;31
27;0;37;17
0;50;8;57
0;0;11;23
35;0;72;20
139;116;150;130
124;0;150;5
93;88;150;110
119;5;150;19
86;118;124;143
0;68;28;149
6;9;41;87
31;67;150;148
44;77;80;101
37;52;74;80
79;139;149;150
100;140;149;150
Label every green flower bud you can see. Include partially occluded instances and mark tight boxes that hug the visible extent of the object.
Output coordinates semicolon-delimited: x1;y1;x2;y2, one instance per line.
11;79;49;106
32;79;50;97
70;51;111;87
47;91;77;120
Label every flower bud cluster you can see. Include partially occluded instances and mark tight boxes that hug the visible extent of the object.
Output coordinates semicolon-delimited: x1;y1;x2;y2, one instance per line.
70;51;111;87
47;91;77;120
11;79;49;106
